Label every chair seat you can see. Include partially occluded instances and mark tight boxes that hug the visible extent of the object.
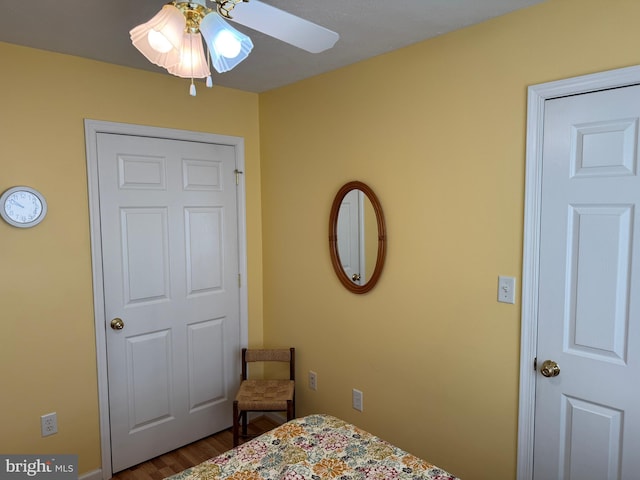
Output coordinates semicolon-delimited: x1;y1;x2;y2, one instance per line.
233;347;295;446
235;379;295;410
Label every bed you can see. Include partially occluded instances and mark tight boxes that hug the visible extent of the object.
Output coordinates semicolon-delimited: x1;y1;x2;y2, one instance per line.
165;414;460;480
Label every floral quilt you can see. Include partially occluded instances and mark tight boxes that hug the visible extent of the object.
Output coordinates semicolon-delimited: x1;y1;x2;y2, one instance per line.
165;414;460;480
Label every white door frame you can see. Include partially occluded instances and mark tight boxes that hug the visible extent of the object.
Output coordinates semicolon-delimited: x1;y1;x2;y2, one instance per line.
84;120;249;480
517;65;640;480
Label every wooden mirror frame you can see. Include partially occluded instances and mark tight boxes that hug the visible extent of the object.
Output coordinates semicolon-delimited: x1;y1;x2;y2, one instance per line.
329;181;387;294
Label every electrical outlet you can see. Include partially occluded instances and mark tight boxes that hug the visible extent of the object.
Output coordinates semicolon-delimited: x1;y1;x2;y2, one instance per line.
352;389;363;412
41;412;57;437
308;371;317;390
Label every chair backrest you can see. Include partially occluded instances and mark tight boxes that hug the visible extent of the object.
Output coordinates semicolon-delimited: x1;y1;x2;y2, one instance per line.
241;348;295;381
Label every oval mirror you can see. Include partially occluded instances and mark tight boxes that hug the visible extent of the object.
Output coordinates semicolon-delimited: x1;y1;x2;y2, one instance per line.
329;181;386;294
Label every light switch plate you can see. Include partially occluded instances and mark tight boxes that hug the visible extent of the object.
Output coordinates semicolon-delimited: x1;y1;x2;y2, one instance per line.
498;276;516;304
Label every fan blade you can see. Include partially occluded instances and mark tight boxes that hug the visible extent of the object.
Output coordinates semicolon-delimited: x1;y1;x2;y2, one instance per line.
229;0;339;53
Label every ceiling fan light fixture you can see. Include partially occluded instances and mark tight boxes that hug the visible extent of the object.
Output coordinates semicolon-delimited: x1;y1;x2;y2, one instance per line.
147;30;173;53
129;0;339;94
214;30;241;58
167;32;211;79
129;4;185;68
199;11;253;73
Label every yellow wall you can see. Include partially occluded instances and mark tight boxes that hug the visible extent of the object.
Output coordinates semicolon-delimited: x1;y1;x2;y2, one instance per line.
0;43;263;473
258;0;640;478
3;0;640;478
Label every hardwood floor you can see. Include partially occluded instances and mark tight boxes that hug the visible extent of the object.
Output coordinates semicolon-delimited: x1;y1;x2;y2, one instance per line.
111;417;278;480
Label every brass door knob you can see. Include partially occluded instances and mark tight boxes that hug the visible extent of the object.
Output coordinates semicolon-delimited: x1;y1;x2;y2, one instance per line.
540;360;560;377
110;318;125;330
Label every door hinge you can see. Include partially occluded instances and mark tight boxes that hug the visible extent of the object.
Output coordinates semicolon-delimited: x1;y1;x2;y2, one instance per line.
533;357;537;371
238;273;242;288
234;169;244;185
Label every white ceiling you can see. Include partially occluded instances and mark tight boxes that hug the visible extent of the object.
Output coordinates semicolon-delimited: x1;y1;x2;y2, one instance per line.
0;0;544;93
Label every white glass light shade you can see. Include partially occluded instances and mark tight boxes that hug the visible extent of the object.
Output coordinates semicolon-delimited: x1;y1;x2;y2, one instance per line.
214;30;241;58
167;33;211;78
130;5;185;68
199;12;253;73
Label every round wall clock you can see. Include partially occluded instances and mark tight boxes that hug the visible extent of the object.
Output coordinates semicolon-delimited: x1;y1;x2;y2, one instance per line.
0;186;48;228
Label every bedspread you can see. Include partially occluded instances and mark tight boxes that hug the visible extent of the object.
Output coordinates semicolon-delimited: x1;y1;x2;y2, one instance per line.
165;414;460;480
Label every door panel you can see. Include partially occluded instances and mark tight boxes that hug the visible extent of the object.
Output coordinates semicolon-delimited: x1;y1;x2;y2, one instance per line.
559;397;623;480
568;204;631;362
97;133;241;472
126;330;173;431
121;208;170;303
187;319;226;410
185;207;224;292
534;85;640;479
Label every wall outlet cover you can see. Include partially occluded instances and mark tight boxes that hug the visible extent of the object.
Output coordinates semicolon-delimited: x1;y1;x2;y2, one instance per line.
352;389;363;412
41;412;58;437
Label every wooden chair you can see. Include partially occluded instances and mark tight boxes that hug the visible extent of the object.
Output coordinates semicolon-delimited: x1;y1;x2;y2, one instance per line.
232;347;295;446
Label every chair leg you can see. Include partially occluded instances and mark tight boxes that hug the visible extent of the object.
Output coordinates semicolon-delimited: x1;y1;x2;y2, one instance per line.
233;401;239;447
241;411;248;436
287;400;294;421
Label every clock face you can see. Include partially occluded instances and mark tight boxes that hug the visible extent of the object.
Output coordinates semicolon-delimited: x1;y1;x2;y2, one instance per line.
0;186;47;228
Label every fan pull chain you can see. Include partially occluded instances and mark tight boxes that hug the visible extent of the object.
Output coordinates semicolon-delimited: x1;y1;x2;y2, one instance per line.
189;34;197;96
206;43;213;88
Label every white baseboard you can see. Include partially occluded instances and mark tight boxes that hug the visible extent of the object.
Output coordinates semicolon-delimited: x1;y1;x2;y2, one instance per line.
79;469;103;480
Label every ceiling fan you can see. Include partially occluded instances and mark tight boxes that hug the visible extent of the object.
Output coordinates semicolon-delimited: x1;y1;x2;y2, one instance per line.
130;0;340;95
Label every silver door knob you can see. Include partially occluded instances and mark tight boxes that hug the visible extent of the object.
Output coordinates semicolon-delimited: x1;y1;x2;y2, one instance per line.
540;360;560;377
110;318;125;330
351;273;361;282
